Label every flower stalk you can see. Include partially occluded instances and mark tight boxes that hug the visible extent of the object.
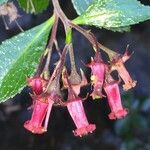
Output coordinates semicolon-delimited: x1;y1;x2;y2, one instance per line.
42;14;59;79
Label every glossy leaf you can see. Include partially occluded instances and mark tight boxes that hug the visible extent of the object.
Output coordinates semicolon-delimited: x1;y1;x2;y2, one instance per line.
18;0;49;14
0;16;54;102
73;0;150;31
105;26;131;32
0;0;7;5
71;0;93;15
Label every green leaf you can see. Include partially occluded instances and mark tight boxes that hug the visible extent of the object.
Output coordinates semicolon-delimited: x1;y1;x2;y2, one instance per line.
18;0;49;14
71;0;93;15
73;0;150;32
71;0;130;32
0;0;7;5
0;16;54;102
105;26;131;32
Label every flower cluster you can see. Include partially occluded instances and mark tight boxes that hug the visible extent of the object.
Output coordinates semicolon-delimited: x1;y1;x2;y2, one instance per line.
23;10;136;136
24;64;96;136
89;51;136;119
0;0;137;138
24;46;136;136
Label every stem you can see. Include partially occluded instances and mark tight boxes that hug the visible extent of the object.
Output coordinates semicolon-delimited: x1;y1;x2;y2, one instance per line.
52;0;117;60
52;0;71;47
65;28;72;44
69;22;116;60
2;16;9;30
52;0;82;83
52;0;69;27
68;44;76;72
63;69;77;100
45;44;69;93
27;0;29;13
31;16;55;77
29;0;36;13
42;14;59;79
68;44;81;84
54;39;61;57
66;30;78;75
15;20;24;32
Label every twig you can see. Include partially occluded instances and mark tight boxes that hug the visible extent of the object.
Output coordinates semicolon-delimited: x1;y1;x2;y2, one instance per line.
42;14;59;78
69;22;117;60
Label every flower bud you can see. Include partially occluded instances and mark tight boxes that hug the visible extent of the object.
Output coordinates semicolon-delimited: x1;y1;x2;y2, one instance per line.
62;68;87;95
27;77;47;95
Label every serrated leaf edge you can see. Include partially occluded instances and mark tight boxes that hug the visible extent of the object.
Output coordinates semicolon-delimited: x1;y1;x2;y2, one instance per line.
0;16;54;102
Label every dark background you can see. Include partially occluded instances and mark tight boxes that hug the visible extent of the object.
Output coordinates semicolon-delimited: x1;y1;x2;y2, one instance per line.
0;0;150;150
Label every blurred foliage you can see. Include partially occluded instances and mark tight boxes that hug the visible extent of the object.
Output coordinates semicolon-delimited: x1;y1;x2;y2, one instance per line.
114;93;150;149
18;0;49;14
0;0;7;5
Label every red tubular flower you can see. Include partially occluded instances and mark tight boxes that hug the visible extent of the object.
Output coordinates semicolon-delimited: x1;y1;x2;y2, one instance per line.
113;59;136;91
88;52;105;99
104;77;128;120
111;50;136;91
67;98;96;137
27;77;47;95
24;96;53;134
